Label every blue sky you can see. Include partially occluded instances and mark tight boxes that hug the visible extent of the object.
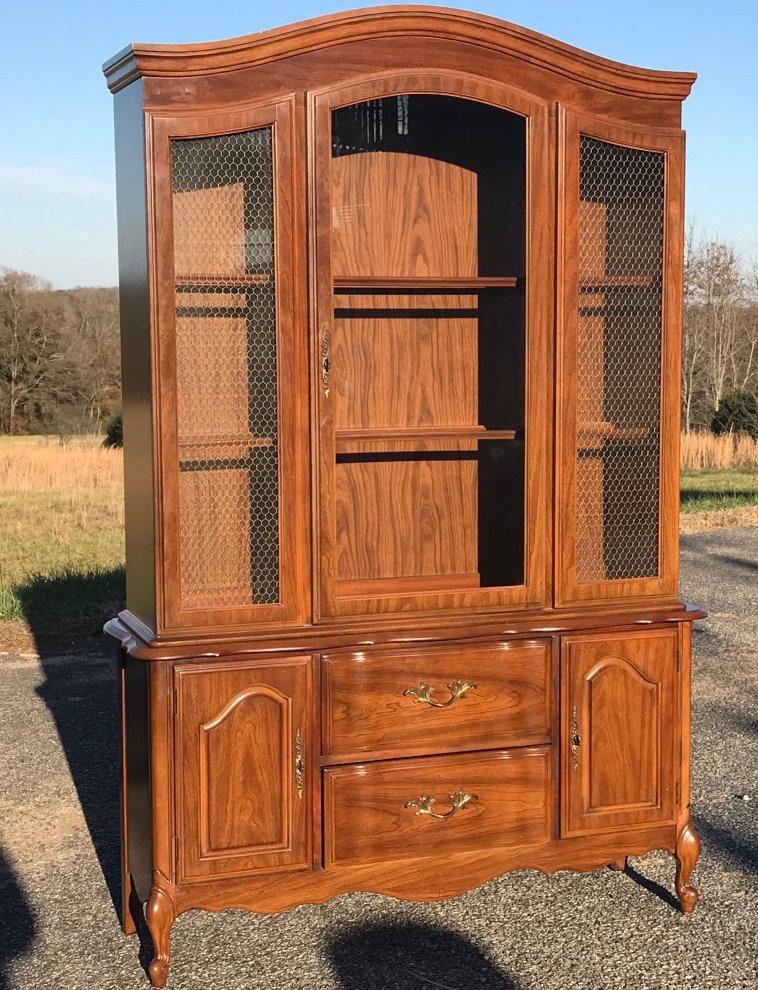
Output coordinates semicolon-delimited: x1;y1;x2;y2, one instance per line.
1;0;756;288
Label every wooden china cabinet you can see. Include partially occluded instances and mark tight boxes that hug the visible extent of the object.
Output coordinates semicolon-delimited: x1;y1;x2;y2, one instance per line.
103;8;700;986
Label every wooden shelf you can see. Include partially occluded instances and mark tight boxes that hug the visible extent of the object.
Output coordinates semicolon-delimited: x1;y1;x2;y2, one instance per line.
577;422;651;451
179;434;274;446
178;434;274;461
337;572;481;599
333;276;519;292
579;275;651;289
176;273;271;290
336;426;517;444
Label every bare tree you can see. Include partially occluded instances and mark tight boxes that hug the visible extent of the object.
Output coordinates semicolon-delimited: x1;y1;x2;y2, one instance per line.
681;228;755;429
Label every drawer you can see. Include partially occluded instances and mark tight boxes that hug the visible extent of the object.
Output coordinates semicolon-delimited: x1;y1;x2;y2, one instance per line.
322;639;551;760
324;747;551;865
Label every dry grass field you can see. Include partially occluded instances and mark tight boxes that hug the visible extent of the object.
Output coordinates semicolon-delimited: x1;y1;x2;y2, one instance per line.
0;431;755;651
680;429;758;470
679;430;758;520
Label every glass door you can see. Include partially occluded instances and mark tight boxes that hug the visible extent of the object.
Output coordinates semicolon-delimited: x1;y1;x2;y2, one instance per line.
311;77;551;619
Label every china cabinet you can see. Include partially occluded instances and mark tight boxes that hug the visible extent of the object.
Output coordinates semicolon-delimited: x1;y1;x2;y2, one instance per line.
104;8;699;986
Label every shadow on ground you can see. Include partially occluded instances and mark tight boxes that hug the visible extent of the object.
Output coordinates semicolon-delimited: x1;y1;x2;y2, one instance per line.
0;845;37;990
16;569;125;925
327;922;522;990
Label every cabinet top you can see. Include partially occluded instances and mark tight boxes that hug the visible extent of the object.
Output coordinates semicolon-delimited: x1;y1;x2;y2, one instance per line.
103;4;696;99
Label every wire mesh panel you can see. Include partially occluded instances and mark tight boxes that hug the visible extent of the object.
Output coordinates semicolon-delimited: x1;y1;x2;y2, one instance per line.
171;127;280;610
575;136;665;583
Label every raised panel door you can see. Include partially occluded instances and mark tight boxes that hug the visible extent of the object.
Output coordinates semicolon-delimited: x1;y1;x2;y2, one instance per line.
174;655;313;881
562;628;678;836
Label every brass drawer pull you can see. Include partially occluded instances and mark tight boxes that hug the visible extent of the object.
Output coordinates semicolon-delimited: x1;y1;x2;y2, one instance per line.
570;706;581;771
295;727;305;799
403;678;477;708
405;789;478;820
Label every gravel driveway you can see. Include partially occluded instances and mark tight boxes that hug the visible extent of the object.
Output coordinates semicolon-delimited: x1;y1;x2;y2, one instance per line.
0;527;755;990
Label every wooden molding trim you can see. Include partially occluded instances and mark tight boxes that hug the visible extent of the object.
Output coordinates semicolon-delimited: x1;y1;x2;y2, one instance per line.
105;603;706;661
103;5;696;99
169;824;678;916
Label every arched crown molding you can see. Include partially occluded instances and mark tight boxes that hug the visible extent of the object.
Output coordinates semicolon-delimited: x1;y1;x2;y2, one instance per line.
103;5;696;100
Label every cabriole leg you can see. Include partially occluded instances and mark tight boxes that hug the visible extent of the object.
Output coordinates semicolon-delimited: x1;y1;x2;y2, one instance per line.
145;873;176;988
675;821;701;913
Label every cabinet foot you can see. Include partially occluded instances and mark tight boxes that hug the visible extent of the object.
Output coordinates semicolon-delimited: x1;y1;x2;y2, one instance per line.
608;856;627;871
145;873;175;988
675;821;701;914
121;870;141;936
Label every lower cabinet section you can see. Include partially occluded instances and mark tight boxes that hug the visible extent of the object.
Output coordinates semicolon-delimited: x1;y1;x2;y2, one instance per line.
323;747;551;865
174;655;313;881
123;621;700;987
561;627;679;836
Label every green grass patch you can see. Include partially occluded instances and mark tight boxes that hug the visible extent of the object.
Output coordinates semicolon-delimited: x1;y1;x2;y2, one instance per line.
0;487;125;642
680;467;758;513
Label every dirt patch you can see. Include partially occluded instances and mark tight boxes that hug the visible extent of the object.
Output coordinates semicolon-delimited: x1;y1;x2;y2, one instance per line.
0;796;86;869
680;505;758;534
0;620;38;656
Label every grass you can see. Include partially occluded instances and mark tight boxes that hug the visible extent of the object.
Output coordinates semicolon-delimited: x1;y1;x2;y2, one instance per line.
0;436;125;647
679;467;758;514
681;429;758;470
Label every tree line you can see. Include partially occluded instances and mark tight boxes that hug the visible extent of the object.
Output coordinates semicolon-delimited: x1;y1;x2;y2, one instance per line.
0;269;120;436
1;229;757;438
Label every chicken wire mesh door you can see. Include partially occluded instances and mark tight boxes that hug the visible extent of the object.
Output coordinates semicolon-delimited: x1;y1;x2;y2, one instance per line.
149;106;311;629
559;116;683;604
171;127;279;613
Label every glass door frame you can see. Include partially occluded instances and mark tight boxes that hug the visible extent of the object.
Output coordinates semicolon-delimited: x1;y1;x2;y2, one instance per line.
149;97;310;634
309;72;552;621
555;108;685;607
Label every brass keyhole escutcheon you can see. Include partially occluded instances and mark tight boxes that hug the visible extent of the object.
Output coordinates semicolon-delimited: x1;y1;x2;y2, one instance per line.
570;706;581;771
321;332;331;398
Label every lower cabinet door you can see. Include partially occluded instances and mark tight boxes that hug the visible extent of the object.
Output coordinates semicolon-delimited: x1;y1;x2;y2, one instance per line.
174;655;312;881
562;628;678;836
324;747;551;866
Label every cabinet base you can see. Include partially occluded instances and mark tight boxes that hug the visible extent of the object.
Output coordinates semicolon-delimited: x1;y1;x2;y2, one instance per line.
136;825;699;988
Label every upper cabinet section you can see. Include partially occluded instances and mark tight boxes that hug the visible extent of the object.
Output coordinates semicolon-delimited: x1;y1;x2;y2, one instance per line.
106;8;694;639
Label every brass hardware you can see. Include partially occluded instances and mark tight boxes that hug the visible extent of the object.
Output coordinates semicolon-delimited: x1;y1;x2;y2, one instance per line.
570;706;581;771
321;332;331;398
294;727;305;799
405;789;477;820
403;678;477;708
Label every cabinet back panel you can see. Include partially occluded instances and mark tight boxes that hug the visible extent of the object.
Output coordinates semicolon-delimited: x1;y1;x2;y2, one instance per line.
333;300;478;430
335;456;478;585
330;151;477;277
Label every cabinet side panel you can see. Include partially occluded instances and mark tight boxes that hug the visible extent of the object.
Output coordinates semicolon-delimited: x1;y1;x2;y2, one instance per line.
114;80;156;631
123;655;153;902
